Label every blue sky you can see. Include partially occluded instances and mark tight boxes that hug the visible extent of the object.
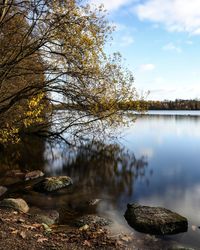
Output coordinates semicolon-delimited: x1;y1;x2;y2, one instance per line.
89;0;200;100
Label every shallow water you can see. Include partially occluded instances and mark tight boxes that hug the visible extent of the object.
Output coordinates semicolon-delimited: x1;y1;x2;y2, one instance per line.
1;110;200;249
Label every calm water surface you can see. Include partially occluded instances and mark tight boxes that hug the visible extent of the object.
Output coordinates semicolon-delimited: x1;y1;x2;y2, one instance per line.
1;110;200;249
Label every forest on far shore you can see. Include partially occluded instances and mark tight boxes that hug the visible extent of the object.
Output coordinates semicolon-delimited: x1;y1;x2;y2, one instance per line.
119;99;200;111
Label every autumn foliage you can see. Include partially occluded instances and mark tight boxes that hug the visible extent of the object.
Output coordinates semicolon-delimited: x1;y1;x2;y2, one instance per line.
0;0;140;145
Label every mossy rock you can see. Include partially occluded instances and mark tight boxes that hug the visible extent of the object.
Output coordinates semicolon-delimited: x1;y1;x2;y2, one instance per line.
34;176;73;192
124;203;188;235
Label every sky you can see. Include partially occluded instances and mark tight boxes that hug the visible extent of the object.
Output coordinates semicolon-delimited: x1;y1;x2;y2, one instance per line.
88;0;200;101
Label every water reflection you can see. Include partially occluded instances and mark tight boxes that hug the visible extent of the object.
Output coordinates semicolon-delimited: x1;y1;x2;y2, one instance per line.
44;141;149;203
0;139;149;223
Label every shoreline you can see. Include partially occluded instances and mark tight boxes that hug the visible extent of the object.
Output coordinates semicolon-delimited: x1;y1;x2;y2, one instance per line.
0;207;122;250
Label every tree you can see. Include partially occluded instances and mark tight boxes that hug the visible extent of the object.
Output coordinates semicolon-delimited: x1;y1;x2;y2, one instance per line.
0;0;139;145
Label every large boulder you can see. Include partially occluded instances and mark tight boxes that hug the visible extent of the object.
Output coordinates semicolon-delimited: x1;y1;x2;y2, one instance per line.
124;203;188;235
34;176;73;192
0;198;29;213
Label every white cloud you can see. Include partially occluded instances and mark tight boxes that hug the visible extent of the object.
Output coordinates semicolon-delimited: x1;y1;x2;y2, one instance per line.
148;85;200;100
140;63;155;71
89;0;132;11
162;42;182;53
134;0;200;35
120;35;134;46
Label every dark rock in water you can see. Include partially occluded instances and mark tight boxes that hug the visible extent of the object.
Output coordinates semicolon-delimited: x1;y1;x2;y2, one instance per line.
124;203;188;235
0;170;25;186
34;176;73;192
68;199;102;214
73;214;112;228
0;198;29;213
87;199;101;206
0;176;22;186
25;170;44;181
0;186;7;197
5;169;25;179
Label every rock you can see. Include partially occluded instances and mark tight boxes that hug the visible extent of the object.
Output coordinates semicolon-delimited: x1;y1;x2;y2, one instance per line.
0;198;29;213
124;203;188;235
34;176;73;192
5;169;25;178
0;186;7;197
88;199;101;206
29;207;59;225
0;170;25;186
25;170;44;181
65;199;102;214
168;248;194;250
73;214;112;228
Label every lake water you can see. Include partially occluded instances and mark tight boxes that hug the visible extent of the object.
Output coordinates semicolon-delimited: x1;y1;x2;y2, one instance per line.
1;110;200;249
121;111;200;248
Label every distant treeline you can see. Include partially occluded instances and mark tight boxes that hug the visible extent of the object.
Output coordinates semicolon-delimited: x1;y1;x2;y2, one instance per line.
119;99;200;110
54;99;200;111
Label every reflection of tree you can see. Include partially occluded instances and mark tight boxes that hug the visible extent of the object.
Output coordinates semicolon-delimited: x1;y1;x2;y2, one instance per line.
0;136;45;172
47;141;149;200
0;138;150;218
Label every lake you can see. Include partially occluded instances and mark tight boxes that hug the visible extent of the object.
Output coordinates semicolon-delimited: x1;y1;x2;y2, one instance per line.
1;110;200;249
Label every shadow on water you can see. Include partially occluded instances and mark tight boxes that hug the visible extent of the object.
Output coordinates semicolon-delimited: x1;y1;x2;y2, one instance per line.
0;136;46;171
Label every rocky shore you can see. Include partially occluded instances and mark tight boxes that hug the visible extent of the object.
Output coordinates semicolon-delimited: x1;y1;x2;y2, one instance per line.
0;207;119;250
0;170;194;250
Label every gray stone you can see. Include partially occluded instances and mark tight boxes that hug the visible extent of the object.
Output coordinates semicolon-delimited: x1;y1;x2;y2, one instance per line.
0;198;29;213
124;203;188;235
34;176;73;192
73;214;112;228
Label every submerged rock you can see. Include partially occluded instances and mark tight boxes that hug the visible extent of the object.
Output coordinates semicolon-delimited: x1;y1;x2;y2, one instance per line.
0;198;29;213
5;169;25;178
30;207;59;225
124;203;188;235
0;170;25;186
73;214;112;228
168;248;195;250
0;186;7;197
25;170;44;181
34;176;73;192
87;199;101;206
